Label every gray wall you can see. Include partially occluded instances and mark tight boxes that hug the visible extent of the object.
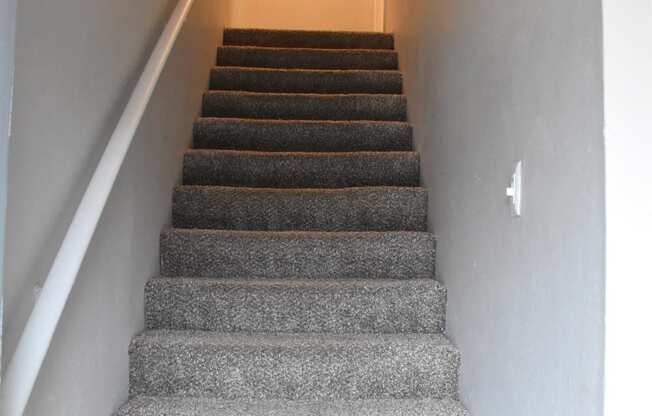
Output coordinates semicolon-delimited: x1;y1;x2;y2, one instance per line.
385;1;605;415
2;0;230;414
0;0;17;374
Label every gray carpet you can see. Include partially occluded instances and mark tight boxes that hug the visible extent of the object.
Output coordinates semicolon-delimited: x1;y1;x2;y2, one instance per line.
117;397;469;416
117;28;469;415
210;67;403;94
159;229;436;280
172;186;427;231
217;46;399;70
193;118;413;152
183;150;420;188
129;331;459;400
223;28;394;50
145;278;447;334
202;91;407;121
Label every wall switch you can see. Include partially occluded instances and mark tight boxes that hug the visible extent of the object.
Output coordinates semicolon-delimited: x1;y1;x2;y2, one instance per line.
506;161;523;216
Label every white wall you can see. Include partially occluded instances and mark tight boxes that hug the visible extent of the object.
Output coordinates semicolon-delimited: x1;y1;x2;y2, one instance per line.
0;0;17;374
230;0;382;32
386;1;605;415
2;0;230;414
603;1;652;414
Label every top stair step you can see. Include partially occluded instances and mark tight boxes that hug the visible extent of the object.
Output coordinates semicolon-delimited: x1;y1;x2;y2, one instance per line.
224;28;394;50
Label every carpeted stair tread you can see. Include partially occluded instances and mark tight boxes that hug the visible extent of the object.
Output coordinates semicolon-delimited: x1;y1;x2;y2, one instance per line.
202;91;407;121
117;25;469;416
145;277;446;334
128;331;459;400
223;28;394;50
183;150;419;188
193;118;413;152
217;46;399;70
172;186;427;231
210;67;402;94
159;229;436;280
117;396;469;416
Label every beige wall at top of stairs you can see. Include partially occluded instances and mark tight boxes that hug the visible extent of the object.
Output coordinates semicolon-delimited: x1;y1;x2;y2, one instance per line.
229;0;385;32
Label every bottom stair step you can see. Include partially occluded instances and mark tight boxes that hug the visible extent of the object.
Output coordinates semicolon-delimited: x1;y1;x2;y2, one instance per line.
116;396;469;416
129;331;460;400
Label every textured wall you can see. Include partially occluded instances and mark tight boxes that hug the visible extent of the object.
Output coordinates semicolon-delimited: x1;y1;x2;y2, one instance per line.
385;1;605;415
230;0;380;32
2;0;230;414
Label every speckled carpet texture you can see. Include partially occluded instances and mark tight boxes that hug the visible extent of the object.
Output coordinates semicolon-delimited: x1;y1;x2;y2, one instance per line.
116;28;469;416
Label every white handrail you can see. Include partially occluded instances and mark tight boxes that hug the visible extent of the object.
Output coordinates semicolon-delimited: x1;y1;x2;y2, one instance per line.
0;1;194;414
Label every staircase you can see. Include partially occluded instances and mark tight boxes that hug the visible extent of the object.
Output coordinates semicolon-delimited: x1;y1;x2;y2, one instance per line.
117;28;468;416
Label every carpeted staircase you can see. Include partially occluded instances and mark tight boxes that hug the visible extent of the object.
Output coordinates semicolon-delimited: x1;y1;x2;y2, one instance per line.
117;28;469;416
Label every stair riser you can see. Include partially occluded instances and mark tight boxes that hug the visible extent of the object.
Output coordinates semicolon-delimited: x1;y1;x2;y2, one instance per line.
117;397;470;416
172;187;427;231
217;47;399;70
193;119;413;152
202;92;407;121
145;279;446;334
210;68;403;94
129;340;459;400
183;151;419;188
223;29;394;50
160;230;436;280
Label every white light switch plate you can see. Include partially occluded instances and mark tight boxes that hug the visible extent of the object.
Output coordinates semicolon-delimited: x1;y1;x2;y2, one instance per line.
506;161;523;216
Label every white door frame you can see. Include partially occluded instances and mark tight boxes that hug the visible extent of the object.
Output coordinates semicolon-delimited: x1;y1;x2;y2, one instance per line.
603;0;652;414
